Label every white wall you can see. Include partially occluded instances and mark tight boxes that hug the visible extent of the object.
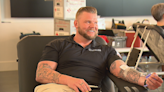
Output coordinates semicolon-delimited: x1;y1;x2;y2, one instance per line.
104;16;157;29
0;1;54;71
0;0;157;71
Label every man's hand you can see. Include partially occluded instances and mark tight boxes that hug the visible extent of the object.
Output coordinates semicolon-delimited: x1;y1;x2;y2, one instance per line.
64;75;92;92
146;73;163;90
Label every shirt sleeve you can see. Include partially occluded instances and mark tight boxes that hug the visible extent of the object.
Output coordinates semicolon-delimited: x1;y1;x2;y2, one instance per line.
40;39;61;63
107;47;122;69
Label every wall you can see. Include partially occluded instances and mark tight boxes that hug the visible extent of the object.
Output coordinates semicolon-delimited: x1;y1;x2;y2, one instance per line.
0;1;157;71
104;16;157;29
0;1;54;71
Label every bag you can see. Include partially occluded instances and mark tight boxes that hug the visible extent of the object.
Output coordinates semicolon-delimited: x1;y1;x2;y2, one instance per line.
111;18;126;29
20;31;40;39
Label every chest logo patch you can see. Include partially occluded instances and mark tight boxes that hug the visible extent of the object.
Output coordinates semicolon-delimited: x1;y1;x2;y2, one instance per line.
88;48;101;52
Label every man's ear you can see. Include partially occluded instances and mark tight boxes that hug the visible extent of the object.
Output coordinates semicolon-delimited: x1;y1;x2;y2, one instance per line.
74;20;78;28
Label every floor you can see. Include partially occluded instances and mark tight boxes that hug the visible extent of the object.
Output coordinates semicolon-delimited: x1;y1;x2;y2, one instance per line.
0;70;19;92
0;70;163;92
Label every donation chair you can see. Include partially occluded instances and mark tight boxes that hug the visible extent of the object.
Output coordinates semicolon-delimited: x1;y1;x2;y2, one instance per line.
132;23;164;74
17;35;147;92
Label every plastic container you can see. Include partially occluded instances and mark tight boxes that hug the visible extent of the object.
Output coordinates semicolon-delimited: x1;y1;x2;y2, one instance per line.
112;36;127;48
107;36;127;48
125;31;141;47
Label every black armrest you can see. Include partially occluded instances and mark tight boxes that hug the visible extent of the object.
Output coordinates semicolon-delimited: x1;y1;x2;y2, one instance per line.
108;72;148;92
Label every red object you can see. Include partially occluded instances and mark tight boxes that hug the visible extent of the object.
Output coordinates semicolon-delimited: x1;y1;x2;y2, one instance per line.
98;35;109;43
125;31;141;47
55;33;58;36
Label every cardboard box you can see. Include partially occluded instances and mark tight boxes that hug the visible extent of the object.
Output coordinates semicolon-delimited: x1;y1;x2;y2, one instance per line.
98;18;106;30
54;19;76;35
53;0;86;20
54;18;106;36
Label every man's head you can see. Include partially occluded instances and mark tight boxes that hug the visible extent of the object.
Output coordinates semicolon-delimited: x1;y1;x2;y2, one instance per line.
74;6;98;40
151;3;164;22
75;6;97;20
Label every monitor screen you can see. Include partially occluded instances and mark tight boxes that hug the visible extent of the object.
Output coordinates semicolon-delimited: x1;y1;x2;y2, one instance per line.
98;30;115;36
10;0;53;17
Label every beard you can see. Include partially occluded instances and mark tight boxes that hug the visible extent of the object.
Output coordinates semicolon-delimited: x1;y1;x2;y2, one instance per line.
78;27;98;40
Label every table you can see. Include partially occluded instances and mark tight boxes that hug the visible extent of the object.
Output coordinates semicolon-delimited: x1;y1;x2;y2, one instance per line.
115;47;149;53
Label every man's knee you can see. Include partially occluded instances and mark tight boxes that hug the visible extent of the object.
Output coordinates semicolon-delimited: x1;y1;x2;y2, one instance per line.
34;83;75;92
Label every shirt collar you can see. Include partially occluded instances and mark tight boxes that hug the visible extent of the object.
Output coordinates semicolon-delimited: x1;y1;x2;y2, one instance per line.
160;26;164;29
65;34;101;47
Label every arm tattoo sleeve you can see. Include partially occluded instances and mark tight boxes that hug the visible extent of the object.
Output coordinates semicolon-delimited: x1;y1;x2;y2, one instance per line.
119;68;141;84
110;61;116;70
110;60;141;84
36;63;61;83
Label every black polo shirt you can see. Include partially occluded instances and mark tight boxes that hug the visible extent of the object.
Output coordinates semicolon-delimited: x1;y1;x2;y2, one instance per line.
40;35;121;86
161;26;164;29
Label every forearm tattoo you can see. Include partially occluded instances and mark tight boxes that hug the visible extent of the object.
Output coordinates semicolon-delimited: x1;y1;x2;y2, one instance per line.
119;68;141;84
110;61;141;84
37;63;61;83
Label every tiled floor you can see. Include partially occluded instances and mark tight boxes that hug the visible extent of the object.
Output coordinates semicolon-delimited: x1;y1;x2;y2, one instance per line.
0;70;163;92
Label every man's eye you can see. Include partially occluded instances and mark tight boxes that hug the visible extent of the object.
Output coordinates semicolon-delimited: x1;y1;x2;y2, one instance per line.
86;21;91;23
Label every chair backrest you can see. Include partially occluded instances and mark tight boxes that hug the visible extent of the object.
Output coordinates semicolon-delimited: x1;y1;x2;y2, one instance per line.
17;35;69;92
133;23;164;63
17;35;115;92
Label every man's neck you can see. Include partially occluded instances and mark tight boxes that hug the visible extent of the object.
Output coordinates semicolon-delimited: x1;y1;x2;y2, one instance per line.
157;19;164;26
74;34;92;48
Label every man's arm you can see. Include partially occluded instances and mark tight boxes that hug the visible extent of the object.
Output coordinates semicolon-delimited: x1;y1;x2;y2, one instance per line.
35;61;61;83
110;60;163;90
35;61;91;92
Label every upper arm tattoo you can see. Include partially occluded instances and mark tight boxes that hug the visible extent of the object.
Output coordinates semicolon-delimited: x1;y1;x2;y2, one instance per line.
110;61;116;70
36;63;61;83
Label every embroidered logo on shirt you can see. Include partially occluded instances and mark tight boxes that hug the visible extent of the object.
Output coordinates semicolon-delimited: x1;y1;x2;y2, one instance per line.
88;48;101;52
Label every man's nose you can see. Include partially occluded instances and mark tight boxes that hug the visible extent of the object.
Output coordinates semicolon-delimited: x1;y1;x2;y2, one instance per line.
90;23;97;28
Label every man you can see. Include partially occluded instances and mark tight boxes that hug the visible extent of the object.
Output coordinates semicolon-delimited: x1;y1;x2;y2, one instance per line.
34;6;163;92
151;3;164;83
151;3;164;28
